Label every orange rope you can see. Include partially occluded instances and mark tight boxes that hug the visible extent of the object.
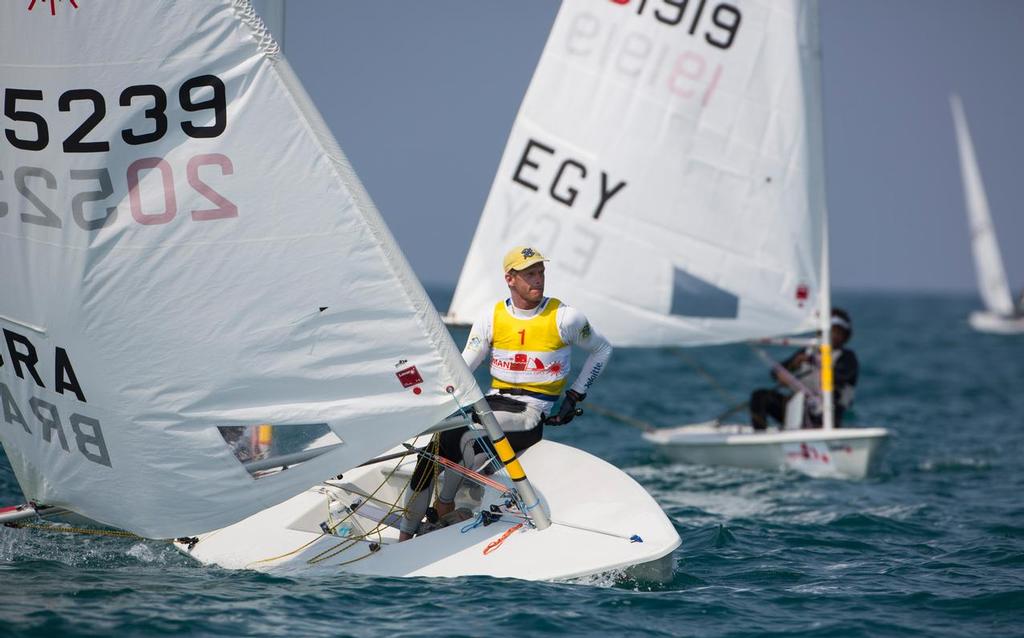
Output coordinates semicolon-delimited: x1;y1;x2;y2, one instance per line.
433;454;508;493
483;523;523;555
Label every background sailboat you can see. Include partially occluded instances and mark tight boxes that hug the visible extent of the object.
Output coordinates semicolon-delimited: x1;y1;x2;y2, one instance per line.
0;0;678;578
949;94;1024;334
447;0;887;478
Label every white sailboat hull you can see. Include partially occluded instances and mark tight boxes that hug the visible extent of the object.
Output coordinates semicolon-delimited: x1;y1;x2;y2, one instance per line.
968;311;1024;334
642;424;889;479
175;440;680;581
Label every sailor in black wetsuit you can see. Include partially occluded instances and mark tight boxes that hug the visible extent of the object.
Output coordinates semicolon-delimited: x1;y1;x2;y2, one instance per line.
750;308;859;430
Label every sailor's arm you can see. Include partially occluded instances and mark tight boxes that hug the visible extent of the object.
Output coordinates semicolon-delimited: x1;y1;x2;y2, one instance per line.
778;348;809;375
461;310;493;371
558;305;612;395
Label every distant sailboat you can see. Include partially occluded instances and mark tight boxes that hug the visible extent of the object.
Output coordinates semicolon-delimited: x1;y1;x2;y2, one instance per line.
447;0;888;478
949;94;1024;334
0;0;679;580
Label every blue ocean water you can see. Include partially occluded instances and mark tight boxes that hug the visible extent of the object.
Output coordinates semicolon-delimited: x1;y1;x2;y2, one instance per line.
1;290;1022;637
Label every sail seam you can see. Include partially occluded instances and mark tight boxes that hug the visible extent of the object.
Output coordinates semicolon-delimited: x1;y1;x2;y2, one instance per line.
232;0;282;59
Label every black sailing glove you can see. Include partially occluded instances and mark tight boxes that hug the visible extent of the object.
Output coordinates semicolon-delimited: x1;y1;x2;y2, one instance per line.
548;389;586;426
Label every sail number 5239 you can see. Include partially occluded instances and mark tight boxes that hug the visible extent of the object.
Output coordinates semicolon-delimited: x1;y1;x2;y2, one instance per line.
3;75;226;153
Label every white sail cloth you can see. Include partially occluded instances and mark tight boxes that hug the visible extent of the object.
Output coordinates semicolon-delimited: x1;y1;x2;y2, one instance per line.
949;94;1016;317
449;0;828;347
0;1;480;538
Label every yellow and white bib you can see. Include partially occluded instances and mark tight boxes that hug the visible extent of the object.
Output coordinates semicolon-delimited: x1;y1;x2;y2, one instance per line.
489;298;571;399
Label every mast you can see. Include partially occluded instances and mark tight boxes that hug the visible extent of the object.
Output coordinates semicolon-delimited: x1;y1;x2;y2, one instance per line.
807;0;834;431
473;399;551;530
818;218;835;431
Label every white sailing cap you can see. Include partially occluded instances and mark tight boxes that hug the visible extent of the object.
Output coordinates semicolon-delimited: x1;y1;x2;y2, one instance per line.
831;314;852;331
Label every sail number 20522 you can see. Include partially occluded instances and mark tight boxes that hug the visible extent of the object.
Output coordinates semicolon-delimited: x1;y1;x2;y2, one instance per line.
0;155;236;231
3;75;226;152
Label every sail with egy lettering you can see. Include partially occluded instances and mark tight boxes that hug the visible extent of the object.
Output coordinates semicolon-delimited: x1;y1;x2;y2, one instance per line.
449;0;828;347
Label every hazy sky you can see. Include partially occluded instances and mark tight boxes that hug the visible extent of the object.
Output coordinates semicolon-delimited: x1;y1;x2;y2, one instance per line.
277;1;1024;294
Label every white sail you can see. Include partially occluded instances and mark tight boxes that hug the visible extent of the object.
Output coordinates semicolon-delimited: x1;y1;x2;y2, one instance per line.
0;1;481;539
449;0;827;346
949;94;1016;316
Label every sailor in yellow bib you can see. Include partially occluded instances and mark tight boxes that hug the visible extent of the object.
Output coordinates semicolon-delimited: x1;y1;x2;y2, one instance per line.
399;246;612;540
489;296;571;401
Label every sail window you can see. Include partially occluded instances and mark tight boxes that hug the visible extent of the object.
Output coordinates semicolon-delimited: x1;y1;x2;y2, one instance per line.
670;267;739;319
217;423;343;479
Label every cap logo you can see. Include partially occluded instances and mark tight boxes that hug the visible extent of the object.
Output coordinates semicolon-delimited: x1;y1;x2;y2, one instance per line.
521;248;535;258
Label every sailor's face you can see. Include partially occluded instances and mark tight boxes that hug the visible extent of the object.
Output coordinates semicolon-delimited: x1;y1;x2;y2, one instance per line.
506;262;545;305
830;325;848;348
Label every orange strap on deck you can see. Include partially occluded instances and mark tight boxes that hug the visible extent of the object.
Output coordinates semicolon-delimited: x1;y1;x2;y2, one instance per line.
483;523;523;555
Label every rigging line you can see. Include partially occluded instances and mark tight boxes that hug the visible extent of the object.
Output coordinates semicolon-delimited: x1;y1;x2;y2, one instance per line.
669;347;740;406
324;481;408;515
308;509;394;565
309;441;429;565
425;391;513;494
308;500;392;566
325;466;409;540
446;389;532;521
9;523;141;539
494;511;643;543
446;390;509;483
353;444;429;469
749;345;822;410
308;537;362;564
437;453;508;493
255;445;421;568
432;432;443;505
584;402;656;433
323;441;417;535
309;535;372;565
324;493;368;539
410;446;510;494
245;532;328;568
1;521;368;567
248;487;362;567
311;513;386;563
327;544;383;569
550;518;642;542
307;513;388;565
709;399;751;424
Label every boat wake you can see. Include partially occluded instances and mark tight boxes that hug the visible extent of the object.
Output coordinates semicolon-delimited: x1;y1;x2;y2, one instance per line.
0;524;188;569
916;457;993;473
